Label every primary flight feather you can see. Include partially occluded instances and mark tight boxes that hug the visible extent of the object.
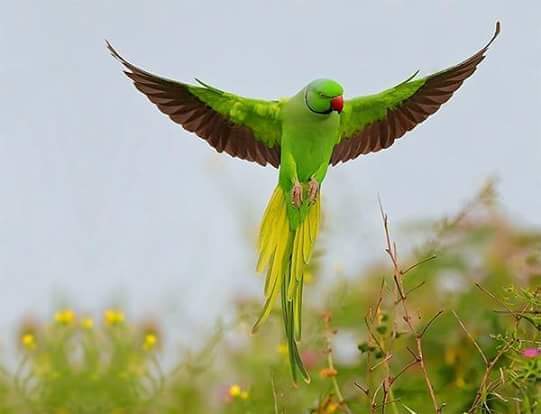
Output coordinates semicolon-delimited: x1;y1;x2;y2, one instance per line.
107;22;500;384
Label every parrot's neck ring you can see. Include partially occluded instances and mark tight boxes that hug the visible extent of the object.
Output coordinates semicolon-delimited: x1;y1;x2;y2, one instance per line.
304;88;332;115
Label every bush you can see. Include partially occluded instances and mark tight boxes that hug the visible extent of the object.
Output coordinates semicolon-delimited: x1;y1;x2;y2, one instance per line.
1;182;539;413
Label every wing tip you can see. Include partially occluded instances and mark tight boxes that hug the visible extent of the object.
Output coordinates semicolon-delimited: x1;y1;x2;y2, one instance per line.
105;40;121;61
485;21;501;50
105;40;134;72
105;42;159;87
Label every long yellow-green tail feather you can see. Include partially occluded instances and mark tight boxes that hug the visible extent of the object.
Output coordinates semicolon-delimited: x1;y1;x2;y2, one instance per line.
252;185;320;384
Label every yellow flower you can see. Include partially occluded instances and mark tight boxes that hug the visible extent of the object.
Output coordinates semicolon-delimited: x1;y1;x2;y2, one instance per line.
143;333;157;351
55;309;76;326
276;343;288;355
229;384;241;398
229;384;249;400
81;318;94;330
326;402;339;413
104;309;125;326
21;333;36;350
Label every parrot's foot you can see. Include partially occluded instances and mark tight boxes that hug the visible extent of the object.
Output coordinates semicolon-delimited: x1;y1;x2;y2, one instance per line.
291;181;303;208
308;178;319;203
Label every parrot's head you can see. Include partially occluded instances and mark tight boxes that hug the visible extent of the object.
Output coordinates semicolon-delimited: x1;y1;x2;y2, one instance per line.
304;79;344;115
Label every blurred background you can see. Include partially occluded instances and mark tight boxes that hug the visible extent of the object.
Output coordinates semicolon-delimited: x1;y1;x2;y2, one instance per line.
0;0;539;356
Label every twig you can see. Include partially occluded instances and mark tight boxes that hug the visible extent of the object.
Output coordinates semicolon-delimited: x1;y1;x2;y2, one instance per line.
322;312;353;414
402;281;427;300
374;399;402;410
469;297;530;412
412;332;441;413
271;374;280;414
420;311;445;338
468;340;515;413
493;310;541;315
402;255;438;275
364;275;395;413
374;277;387;317
364;316;387;356
370;381;385;412
354;381;370;398
452;310;488;366
364;306;398;413
390;358;419;385
370;354;393;372
406;346;417;360
378;202;443;413
474;283;517;319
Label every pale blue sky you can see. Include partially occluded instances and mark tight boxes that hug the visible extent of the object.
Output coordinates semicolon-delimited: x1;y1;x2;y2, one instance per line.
0;1;539;350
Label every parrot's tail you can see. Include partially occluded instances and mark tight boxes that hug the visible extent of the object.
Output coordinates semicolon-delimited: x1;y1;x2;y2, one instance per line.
252;185;320;384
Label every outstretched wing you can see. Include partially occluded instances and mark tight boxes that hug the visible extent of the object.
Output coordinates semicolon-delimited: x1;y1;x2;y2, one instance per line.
107;42;282;168
331;22;500;166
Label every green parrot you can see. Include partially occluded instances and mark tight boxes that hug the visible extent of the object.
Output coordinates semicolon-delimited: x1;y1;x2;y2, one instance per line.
107;22;499;384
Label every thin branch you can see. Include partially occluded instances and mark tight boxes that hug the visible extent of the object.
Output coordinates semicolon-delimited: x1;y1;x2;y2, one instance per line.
271;374;280;414
364;295;399;414
406;346;418;360
493;310;541;315
370;354;393;372
452;310;488;366
419;310;445;338
370;381;385;412
364;317;387;359
468;340;515;413
475;283;517;318
390;358;420;385
323;312;353;414
379;201;442;413
374;277;387;316
354;381;370;398
374;399;402;410
402;255;438;275
403;281;427;299
412;335;441;413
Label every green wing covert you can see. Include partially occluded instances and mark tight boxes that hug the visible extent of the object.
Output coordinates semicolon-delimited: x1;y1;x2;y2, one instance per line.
107;42;283;168
331;22;500;165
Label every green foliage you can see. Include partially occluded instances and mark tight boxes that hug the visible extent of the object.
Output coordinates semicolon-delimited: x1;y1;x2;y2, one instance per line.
3;310;166;413
0;183;539;413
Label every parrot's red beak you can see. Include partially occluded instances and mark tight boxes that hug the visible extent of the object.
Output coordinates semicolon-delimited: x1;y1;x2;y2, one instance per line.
331;95;344;113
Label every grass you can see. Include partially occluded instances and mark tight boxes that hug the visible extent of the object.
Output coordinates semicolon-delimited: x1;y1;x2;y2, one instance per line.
0;181;539;413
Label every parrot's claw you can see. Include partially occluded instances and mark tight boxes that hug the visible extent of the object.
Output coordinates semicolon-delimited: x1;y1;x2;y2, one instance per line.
308;178;319;203
291;182;303;208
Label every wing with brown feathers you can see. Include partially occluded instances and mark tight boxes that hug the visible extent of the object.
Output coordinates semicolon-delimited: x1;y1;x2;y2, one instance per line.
331;22;500;165
107;42;282;168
